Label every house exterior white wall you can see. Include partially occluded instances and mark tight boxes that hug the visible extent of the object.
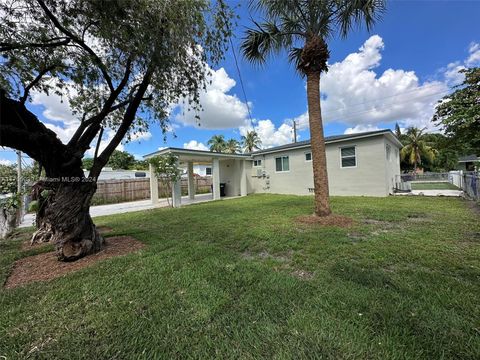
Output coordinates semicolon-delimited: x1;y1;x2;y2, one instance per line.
248;134;400;197
383;137;402;195
219;159;247;197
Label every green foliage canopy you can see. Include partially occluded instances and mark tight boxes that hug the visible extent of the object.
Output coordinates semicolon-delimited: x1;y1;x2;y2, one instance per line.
106;150;135;170
148;154;182;184
0;0;233;177
433;67;480;154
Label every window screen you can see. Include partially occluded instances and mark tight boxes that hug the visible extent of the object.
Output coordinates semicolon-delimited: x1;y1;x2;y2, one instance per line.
341;147;356;168
275;156;289;172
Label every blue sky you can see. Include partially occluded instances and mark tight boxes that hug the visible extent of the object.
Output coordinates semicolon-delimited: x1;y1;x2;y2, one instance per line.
1;0;479;165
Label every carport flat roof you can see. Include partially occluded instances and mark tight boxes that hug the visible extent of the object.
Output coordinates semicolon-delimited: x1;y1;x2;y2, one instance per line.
143;147;250;161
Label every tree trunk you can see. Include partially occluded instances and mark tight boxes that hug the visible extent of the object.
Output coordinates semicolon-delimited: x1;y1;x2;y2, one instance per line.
306;71;331;216
31;180;104;261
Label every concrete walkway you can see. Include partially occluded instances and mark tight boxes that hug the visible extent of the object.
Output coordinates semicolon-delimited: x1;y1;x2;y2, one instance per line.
395;190;463;197
20;193;215;228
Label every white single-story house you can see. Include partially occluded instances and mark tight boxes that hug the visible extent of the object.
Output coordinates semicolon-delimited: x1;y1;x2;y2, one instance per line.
143;129;402;207
84;167;149;180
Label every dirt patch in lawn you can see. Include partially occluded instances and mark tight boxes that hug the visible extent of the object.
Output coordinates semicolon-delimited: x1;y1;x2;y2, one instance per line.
466;200;480;216
5;236;144;289
296;214;354;228
96;225;114;234
21;240;52;251
241;249;292;262
291;269;315;280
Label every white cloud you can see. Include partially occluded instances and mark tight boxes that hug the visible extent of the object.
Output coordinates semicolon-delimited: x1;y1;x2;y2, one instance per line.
174;67;250;129
85;130;124;157
240;119;295;148
183;140;209;151
128;131;152;142
318;35;448;131
443;62;466;85
344;124;381;135
285;112;309;131
466;42;480;66
0;159;13;166
284;35;480;133
43;122;80;144
31;87;77;125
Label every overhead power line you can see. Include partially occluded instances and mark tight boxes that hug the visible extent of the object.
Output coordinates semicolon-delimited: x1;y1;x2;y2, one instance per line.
230;37;254;128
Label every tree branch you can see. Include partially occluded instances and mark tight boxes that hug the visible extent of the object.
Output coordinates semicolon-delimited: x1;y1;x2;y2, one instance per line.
36;0;114;92
0;93;83;176
0;38;71;52
20;64;57;104
90;65;154;178
67;57;133;149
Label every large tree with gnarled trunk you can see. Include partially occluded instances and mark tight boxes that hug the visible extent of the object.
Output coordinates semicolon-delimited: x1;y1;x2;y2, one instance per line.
0;0;232;260
241;0;386;216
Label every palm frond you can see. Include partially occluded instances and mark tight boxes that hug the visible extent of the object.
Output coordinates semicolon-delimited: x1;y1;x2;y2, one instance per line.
288;47;303;70
241;21;288;65
335;0;387;39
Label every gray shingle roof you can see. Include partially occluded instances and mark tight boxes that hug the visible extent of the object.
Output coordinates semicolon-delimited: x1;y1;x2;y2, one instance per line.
458;154;479;162
250;129;395;155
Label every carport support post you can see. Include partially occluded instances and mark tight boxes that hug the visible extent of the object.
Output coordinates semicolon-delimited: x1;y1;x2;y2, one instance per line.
172;159;182;208
187;161;195;200
240;160;247;196
212;158;220;200
149;162;159;204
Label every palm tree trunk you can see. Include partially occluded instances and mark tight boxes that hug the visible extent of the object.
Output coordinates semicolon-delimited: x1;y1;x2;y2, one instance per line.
306;71;331;216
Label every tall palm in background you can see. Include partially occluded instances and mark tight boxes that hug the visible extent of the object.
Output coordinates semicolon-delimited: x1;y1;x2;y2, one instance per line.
208;135;226;152
241;0;386;216
241;131;262;153
225;139;241;154
401;127;436;173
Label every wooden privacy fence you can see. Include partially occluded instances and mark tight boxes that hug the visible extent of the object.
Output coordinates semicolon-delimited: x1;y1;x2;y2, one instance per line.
93;177;212;204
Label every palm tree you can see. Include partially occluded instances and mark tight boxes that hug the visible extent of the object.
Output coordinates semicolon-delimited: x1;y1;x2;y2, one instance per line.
400;127;436;173
225;139;241;154
241;131;262;153
241;0;386;216
207;135;226;152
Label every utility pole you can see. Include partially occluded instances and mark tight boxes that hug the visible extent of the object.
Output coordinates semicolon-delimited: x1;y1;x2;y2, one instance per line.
16;150;22;194
293;121;297;143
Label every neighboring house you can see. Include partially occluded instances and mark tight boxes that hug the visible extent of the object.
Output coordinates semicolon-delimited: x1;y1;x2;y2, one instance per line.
84;167;149;180
192;164;212;176
144;129;402;207
456;155;479;171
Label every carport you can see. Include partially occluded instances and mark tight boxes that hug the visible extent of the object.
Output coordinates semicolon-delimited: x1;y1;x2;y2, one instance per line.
143;148;249;207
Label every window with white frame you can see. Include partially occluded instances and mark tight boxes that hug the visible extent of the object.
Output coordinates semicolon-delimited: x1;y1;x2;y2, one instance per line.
305;152;312;161
205;167;212;176
253;159;262;167
386;144;391;161
275;156;289;172
340;146;356;168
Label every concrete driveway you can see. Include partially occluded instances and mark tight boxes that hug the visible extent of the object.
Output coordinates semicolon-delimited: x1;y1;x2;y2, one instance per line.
395;190;463;197
20;193;215;228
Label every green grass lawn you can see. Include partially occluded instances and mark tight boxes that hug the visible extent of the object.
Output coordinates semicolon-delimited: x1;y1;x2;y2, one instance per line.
1;195;479;359
411;181;459;190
